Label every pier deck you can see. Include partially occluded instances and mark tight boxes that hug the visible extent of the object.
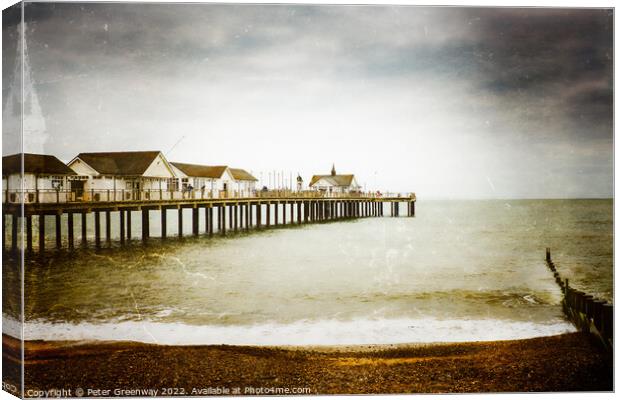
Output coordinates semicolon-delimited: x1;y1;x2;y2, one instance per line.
2;193;416;253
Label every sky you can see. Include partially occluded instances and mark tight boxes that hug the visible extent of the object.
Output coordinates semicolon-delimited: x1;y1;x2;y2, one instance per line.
2;3;613;198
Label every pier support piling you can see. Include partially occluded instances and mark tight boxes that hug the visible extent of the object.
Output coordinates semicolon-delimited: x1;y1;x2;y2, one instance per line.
208;207;214;236
178;208;183;237
126;211;132;241
142;209;149;242
67;213;74;249
38;214;45;252
94;211;101;247
192;207;199;236
120;210;125;244
81;212;87;246
105;211;111;244
221;205;227;235
26;215;33;251
234;204;239;232
161;209;167;238
228;205;233;230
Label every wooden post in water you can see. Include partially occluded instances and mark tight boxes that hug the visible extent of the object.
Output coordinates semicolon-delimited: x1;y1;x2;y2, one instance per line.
67;213;74;249
178;207;183;237
120;210;125;244
256;203;262;229
274;202;279;226
584;295;594;320
209;206;214;236
39;214;45;252
161;209;167;238
126;211;132;241
53;215;59;250
81;212;88;245
248;203;253;229
282;202;286;225
592;299;606;332
266;202;271;227
141;209;149;242
204;207;209;235
574;291;585;315
105;211;111;244
221;205;227;235
228;205;233;230
234;204;239;232
601;304;613;341
192;207;199;236
94;211;101;247
245;203;250;231
26;215;33;251
545;247;551;262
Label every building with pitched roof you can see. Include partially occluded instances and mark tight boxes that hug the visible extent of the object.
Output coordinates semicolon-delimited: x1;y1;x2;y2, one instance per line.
170;162;236;198
229;168;258;196
2;153;77;203
67;151;177;200
309;164;361;194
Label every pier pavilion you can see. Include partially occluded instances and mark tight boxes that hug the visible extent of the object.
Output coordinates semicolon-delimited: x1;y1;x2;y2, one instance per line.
67;151;178;201
309;164;361;194
2;153;77;204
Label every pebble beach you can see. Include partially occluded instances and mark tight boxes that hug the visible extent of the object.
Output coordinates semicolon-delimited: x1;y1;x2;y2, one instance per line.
3;332;612;396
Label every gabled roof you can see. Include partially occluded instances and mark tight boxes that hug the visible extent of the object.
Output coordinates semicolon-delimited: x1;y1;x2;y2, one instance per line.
72;151;163;176
170;162;229;179
309;174;355;187
230;168;258;181
2;153;76;176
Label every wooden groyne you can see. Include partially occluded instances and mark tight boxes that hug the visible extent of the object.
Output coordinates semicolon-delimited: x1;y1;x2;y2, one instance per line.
1;194;416;253
545;248;613;349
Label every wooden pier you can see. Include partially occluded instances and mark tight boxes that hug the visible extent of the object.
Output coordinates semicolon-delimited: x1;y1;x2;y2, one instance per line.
1;194;416;253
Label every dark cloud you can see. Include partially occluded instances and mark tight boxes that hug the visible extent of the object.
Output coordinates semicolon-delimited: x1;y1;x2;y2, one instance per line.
2;3;613;198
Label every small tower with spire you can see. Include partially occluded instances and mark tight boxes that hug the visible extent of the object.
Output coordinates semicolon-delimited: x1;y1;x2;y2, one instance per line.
296;173;303;192
331;163;336;176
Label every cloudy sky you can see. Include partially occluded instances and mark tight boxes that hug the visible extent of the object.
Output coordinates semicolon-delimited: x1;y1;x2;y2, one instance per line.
2;3;613;198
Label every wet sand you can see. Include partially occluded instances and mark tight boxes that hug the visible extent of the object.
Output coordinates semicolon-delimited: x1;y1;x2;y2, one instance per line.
2;332;612;396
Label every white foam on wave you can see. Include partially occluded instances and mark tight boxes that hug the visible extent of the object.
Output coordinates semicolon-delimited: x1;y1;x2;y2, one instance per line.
2;314;22;339
7;315;576;346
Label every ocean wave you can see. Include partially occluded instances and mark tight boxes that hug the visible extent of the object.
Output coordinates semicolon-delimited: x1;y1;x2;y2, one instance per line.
6;315;575;346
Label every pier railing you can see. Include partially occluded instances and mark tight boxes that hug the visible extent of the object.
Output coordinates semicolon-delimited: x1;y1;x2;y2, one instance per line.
544;248;613;349
2;189;416;204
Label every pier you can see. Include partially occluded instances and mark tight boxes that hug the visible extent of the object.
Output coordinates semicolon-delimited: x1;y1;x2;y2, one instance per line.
2;191;416;253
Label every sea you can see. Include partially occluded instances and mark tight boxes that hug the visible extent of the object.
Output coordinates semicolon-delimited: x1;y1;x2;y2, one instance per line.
2;199;613;345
